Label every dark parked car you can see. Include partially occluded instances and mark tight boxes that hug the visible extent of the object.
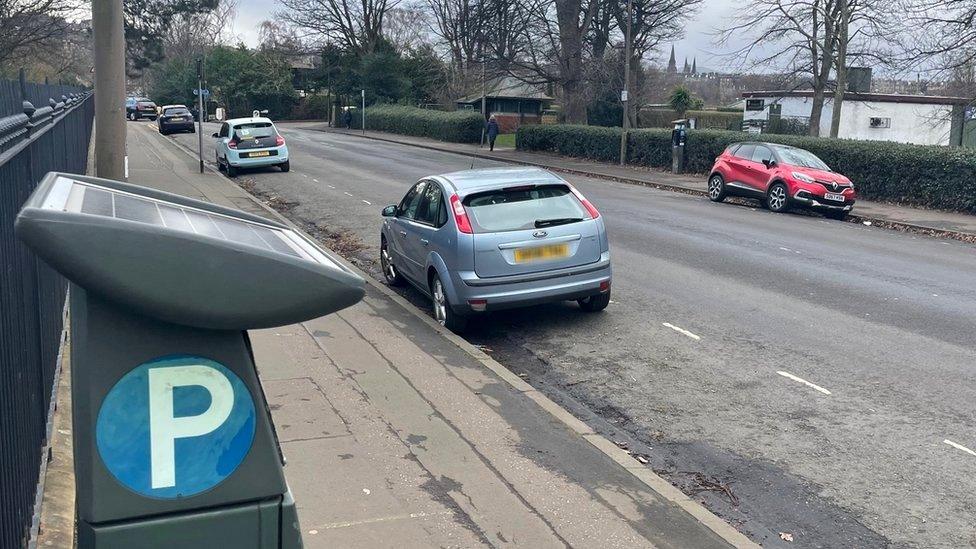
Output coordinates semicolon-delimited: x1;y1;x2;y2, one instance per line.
707;141;856;220
125;97;157;121
158;105;195;135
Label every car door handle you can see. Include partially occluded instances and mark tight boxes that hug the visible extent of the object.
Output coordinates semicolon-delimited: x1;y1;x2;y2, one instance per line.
420;238;429;246
399;230;407;237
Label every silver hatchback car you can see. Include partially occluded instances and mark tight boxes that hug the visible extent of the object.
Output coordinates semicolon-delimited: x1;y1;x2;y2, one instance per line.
380;167;612;331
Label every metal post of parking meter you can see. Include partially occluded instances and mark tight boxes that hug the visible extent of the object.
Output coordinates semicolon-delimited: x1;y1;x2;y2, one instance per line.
671;119;687;174
16;173;366;549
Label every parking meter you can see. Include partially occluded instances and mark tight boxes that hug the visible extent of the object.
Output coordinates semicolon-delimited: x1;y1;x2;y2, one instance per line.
671;120;688;174
15;173;366;548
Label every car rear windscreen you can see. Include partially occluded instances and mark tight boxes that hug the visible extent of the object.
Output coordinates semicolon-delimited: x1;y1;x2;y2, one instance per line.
163;107;190;116
462;184;589;232
234;122;275;139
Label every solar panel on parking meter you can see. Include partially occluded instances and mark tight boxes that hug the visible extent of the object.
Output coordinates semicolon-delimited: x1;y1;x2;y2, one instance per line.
16;172;366;549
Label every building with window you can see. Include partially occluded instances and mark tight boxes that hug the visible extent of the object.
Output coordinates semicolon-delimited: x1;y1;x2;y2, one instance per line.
741;90;972;146
456;75;553;132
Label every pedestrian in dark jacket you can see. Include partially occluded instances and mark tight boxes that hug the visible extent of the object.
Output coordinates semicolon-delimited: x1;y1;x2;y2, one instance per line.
343;109;352;128
486;115;499;151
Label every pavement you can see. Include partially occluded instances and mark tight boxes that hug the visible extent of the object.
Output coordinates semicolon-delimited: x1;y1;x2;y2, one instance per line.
155;120;976;549
124;122;756;548
311;124;976;239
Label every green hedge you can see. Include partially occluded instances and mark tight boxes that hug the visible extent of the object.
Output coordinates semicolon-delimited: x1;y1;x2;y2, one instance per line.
516;124;976;212
348;105;484;143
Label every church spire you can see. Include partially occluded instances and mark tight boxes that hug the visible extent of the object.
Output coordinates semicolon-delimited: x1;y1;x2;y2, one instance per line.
683;57;690;74
692;57;697;75
667;45;677;74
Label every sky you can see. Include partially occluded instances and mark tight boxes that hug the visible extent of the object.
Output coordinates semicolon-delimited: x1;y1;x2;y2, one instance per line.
229;0;739;71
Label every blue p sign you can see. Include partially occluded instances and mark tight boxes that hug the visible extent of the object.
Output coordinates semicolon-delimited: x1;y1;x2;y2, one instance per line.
96;355;256;498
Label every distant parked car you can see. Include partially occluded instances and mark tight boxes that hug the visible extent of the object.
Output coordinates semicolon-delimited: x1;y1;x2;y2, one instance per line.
157;105;195;135
707;142;856;220
379;167;612;332
212;117;289;176
125;97;157;121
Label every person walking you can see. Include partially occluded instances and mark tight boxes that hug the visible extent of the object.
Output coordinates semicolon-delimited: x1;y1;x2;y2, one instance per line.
486;115;499;151
343;108;352;129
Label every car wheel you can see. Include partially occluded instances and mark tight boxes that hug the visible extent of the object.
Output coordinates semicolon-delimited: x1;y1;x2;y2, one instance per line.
279;160;290;172
225;161;237;177
216;152;225;171
578;290;611;312
159;128;168;135
766;182;790;213
189;128;195;134
380;238;404;286
431;274;467;333
707;174;727;202
825;210;849;221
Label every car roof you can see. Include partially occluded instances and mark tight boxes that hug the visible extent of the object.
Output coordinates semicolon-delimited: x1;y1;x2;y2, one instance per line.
435;167;566;193
225;117;275;126
161;104;187;110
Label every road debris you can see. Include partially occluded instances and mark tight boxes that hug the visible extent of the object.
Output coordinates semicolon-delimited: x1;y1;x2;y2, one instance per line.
779;532;794;542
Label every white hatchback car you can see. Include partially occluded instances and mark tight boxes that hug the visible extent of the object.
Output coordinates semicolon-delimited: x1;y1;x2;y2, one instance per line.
212;117;290;177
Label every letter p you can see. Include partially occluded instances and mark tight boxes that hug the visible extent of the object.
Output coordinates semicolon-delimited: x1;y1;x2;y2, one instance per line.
148;365;234;489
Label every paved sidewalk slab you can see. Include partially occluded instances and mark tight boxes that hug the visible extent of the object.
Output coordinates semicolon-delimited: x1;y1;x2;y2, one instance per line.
298;124;976;238
125;122;753;548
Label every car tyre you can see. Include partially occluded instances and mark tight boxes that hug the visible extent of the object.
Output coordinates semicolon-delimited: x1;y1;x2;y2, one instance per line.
380;238;404;286
578;291;611;312
766;182;790;213
431;274;467;333
216;152;225;171
225;160;237;177
707;174;727;202
279;160;290;172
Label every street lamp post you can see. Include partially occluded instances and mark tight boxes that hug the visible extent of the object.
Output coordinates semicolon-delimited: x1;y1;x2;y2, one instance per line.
618;0;634;166
196;58;205;174
480;57;487;148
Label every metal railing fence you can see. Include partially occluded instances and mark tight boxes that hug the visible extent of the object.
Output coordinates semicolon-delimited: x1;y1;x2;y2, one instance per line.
0;77;93;548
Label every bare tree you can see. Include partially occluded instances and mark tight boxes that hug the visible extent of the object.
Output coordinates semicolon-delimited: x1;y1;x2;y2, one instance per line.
163;0;238;58
614;0;701;124
385;4;432;51
719;0;844;136
425;0;483;67
506;0;600;123
0;0;79;71
828;0;887;137
898;0;976;77
276;0;398;54
257;19;307;55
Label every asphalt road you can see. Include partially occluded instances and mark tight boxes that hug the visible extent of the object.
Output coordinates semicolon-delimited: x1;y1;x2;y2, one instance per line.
155;120;976;548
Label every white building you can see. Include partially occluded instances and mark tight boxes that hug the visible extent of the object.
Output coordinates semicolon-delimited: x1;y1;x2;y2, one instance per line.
741;90;971;146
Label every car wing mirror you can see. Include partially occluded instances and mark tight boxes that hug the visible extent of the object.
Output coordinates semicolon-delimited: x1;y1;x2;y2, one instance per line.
211;132;220;138
762;159;776;168
381;205;397;217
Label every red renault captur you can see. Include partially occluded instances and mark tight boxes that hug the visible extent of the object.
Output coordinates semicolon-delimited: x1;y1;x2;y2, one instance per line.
707;142;856;220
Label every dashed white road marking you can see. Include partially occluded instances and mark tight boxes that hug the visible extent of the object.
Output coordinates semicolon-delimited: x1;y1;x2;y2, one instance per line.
944;439;976;457
362;199;372;205
344;191;353;197
661;323;700;341
328;185;336;189
301;173;308;178
312;178;319;182
776;371;832;395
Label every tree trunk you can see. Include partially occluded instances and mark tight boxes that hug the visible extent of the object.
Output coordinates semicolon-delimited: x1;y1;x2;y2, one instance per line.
829;1;849;138
809;81;826;137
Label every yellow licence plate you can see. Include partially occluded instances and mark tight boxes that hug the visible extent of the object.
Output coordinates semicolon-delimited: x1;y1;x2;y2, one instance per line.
248;151;270;157
514;243;569;263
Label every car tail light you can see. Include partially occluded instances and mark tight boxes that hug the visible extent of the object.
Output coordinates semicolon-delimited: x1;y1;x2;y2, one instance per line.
468;299;487;312
599;280;611;293
570;186;600;219
450;194;473;234
275;135;285;147
228;139;238;149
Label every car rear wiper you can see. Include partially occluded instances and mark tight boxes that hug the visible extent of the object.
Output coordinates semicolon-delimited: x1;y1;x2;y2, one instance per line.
535;217;584;228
